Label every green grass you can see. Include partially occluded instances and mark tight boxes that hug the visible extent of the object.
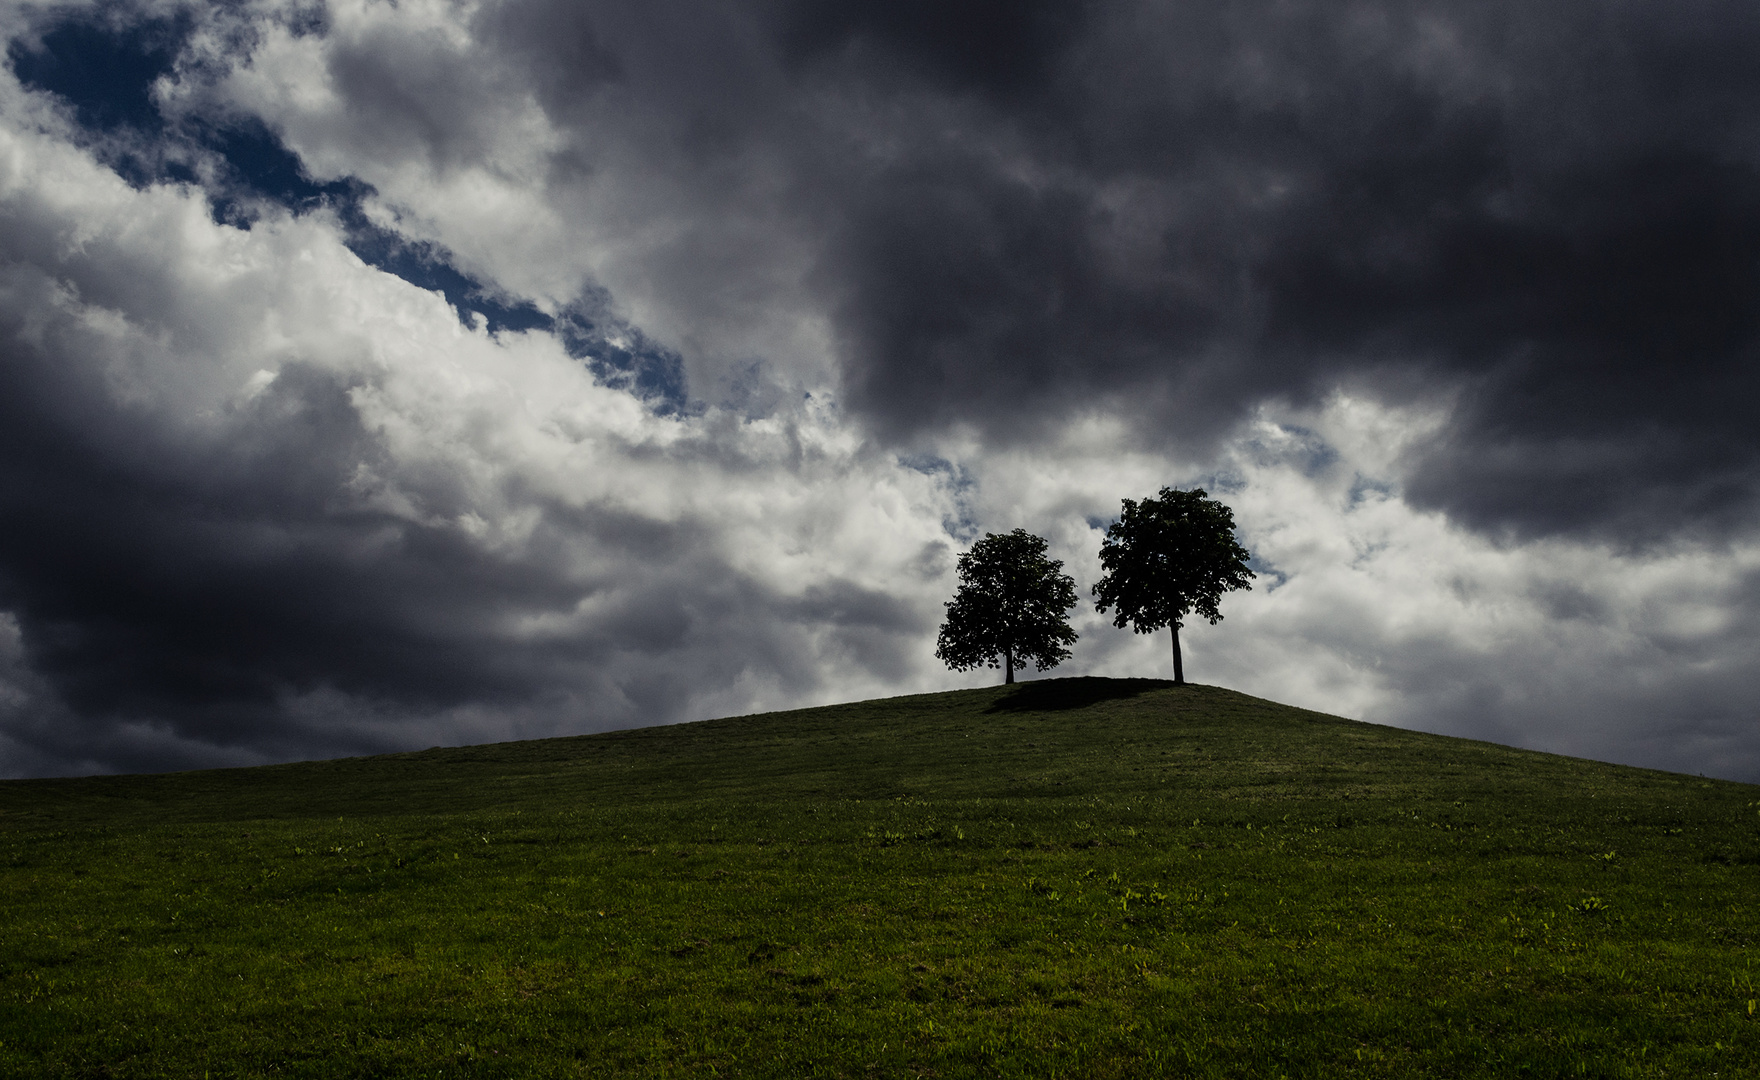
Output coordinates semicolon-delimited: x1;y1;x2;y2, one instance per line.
1;677;1757;1078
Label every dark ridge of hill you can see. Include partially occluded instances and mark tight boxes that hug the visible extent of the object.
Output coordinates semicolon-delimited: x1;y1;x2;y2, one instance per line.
0;678;1743;830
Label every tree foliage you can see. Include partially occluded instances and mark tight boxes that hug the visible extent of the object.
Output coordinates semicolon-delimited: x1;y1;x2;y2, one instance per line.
935;529;1078;684
1091;487;1254;684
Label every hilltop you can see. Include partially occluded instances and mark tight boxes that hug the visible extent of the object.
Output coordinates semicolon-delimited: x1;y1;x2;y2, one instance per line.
2;678;1756;1077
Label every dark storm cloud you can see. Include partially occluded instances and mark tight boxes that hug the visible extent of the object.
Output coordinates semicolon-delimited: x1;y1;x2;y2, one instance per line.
0;343;551;760
727;0;1760;541
168;0;1760;542
778;0;1086;98
0;309;923;770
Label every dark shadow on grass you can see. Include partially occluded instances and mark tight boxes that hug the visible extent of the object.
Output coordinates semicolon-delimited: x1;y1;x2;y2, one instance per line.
985;676;1178;713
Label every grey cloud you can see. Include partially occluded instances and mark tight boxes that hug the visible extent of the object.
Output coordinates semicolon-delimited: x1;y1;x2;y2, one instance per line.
27;0;1760;543
775;0;1087;99
484;0;1760;540
0;369;943;773
807;0;1760;541
0;110;951;775
1385;637;1760;784
0;357;937;774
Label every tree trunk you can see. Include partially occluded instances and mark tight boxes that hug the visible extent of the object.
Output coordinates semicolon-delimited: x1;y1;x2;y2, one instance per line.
1171;624;1185;686
1005;650;1015;684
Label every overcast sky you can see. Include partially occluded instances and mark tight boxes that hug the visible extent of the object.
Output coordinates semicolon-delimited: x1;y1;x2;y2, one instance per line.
1;0;1756;782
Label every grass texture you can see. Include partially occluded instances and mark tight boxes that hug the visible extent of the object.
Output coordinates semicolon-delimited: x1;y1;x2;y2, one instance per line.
1;678;1757;1077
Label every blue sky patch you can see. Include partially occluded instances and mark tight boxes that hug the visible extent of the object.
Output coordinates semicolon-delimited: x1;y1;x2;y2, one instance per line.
556;311;689;413
8;15;186;133
1245;553;1287;592
205;119;352;211
343;218;556;337
898;455;979;541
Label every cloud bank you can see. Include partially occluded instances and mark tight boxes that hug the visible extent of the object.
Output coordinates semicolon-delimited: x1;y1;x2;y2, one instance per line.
1;0;1756;780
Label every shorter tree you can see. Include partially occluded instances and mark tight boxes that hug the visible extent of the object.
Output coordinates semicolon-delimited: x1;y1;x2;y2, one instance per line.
936;528;1078;685
1091;487;1254;685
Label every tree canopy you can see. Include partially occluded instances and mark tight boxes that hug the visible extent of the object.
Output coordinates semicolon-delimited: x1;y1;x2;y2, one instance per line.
935;529;1078;685
1091;487;1254;685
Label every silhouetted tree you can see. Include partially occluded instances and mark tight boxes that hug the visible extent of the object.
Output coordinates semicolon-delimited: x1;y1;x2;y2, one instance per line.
1091;487;1254;685
936;529;1078;685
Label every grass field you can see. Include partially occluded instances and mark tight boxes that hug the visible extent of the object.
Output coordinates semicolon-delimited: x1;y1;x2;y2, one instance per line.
1;677;1757;1078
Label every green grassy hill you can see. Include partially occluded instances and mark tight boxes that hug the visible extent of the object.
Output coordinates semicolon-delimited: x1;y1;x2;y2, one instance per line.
2;678;1756;1078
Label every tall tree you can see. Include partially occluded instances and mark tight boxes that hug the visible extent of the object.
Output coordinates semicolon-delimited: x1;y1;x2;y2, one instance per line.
936;529;1078;685
1091;487;1254;685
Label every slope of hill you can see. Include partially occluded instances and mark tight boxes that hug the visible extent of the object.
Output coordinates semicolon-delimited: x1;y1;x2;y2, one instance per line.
2;678;1756;1077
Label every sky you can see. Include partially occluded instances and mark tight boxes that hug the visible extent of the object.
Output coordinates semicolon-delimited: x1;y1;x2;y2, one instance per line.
0;0;1756;782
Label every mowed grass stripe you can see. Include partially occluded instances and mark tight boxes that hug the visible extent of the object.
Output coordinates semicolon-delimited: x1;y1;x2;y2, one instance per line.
1;678;1756;1078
